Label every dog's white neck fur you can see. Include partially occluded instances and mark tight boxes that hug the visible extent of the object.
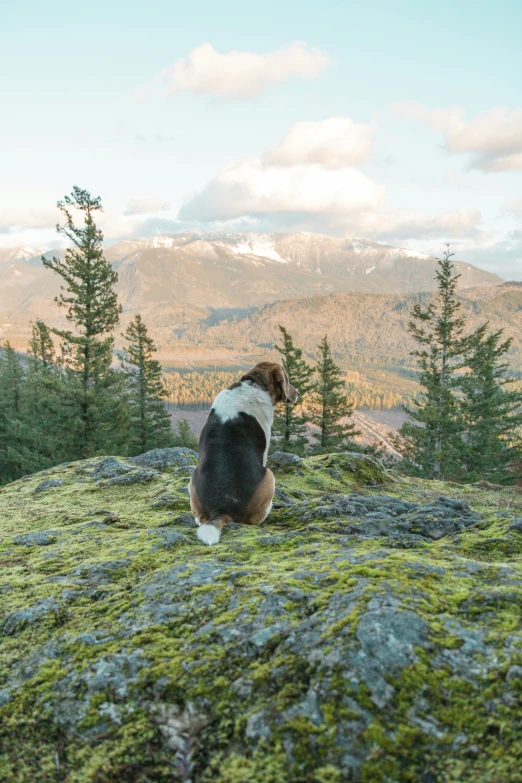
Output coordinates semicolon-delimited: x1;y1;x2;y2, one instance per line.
212;381;274;465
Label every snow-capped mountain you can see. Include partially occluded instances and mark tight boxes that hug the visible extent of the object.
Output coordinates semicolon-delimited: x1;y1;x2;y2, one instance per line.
0;232;502;344
102;231;500;299
0;246;43;265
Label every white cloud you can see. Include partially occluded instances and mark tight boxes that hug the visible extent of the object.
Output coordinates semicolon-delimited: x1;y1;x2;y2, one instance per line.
0;207;57;233
124;198;171;216
178;117;482;244
141;42;329;100
179;158;384;222
453;230;522;281
377;208;483;241
395;102;522;172
262;117;374;169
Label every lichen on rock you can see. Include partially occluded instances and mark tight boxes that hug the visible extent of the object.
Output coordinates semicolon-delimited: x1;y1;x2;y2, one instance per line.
0;447;521;782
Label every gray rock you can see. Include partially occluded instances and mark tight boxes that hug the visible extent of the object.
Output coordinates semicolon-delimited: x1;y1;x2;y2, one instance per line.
91;457;130;480
284;688;323;726
106;469;158;486
270;451;302;467
34;479;64;494
3;597;61;636
13;530;59;546
246;710;272;740
71;560;130;585
173;513;197;528
84;650;147;697
509;518;522;533
507;665;522;682
0;689;11;706
299;493;480;544
129;447;198;471
273;487;296;506
151;493;178;508
148;529;189;549
75;631;116;646
250;623;287;648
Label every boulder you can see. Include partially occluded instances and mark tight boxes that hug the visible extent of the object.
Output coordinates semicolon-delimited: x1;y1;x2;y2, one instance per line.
0;451;520;782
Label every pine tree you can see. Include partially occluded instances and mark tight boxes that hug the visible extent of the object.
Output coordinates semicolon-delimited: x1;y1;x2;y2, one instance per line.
122;314;173;455
272;325;314;454
42;186;125;457
25;321;76;467
28;320;55;369
308;335;360;452
393;247;466;479
0;343;34;483
173;419;199;450
459;325;522;483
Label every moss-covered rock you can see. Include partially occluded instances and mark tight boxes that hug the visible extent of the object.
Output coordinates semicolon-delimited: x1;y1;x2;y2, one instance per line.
0;449;521;782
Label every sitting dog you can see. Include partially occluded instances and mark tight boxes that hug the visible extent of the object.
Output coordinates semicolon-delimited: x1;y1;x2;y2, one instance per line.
189;362;298;545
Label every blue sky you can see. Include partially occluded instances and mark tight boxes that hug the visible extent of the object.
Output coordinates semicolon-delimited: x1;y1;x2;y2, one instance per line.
1;0;521;277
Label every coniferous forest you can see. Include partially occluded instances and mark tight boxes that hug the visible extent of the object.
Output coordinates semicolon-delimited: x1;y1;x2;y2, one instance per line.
0;188;175;484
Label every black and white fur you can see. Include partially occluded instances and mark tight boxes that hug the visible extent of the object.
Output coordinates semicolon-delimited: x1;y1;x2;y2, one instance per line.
189;363;298;545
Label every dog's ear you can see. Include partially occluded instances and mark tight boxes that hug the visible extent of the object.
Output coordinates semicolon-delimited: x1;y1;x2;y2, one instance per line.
271;365;299;404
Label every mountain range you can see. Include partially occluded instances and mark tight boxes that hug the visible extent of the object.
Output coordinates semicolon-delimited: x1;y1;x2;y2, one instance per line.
1;231;520;414
0;231;502;349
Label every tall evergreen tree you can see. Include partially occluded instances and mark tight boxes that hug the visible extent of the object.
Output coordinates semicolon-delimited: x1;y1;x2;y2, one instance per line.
42;186;126;457
122;314;173;454
308;335;360;452
25;321;76;467
393;247;466;479
28;320;56;369
0;342;24;414
0;343;34;483
459;325;522;483
272;325;314;454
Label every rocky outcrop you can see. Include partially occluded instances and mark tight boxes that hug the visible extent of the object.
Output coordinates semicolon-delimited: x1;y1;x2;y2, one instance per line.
0;449;521;782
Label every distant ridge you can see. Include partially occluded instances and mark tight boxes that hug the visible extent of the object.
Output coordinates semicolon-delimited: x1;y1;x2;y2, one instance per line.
0;231;503;347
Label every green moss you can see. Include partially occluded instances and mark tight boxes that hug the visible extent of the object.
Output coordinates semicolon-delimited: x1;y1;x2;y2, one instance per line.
0;451;521;781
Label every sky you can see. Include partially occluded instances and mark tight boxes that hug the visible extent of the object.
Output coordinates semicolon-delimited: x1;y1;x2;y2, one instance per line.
1;0;521;278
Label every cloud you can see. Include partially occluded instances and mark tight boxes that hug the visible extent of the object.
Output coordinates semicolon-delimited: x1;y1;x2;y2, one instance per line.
262;117;374;169
377;208;484;242
454;230;522;281
179;158;384;222
178;117;481;244
0;208;57;233
124;198;171;216
140;42;329;100
395;102;522;172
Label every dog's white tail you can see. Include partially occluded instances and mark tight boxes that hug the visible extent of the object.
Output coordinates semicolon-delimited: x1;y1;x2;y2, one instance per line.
196;516;230;546
197;524;221;546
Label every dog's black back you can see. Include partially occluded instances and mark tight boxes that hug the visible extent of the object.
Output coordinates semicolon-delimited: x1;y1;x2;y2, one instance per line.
191;410;267;522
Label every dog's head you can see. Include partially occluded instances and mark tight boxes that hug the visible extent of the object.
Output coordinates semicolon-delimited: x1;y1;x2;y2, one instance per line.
239;362;299;405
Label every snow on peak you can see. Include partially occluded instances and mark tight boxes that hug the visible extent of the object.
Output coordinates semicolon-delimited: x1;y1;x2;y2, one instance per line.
227;238;288;264
399;247;433;260
151;236;177;249
19;246;40;258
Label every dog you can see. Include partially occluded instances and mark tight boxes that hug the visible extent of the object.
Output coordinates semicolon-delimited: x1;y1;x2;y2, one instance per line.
189;361;299;545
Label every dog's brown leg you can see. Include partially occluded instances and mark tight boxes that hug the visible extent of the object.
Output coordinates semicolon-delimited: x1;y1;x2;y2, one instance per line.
188;473;206;524
245;468;275;526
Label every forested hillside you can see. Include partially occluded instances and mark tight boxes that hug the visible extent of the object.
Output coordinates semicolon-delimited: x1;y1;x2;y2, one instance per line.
157;283;522;409
176;284;522;368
